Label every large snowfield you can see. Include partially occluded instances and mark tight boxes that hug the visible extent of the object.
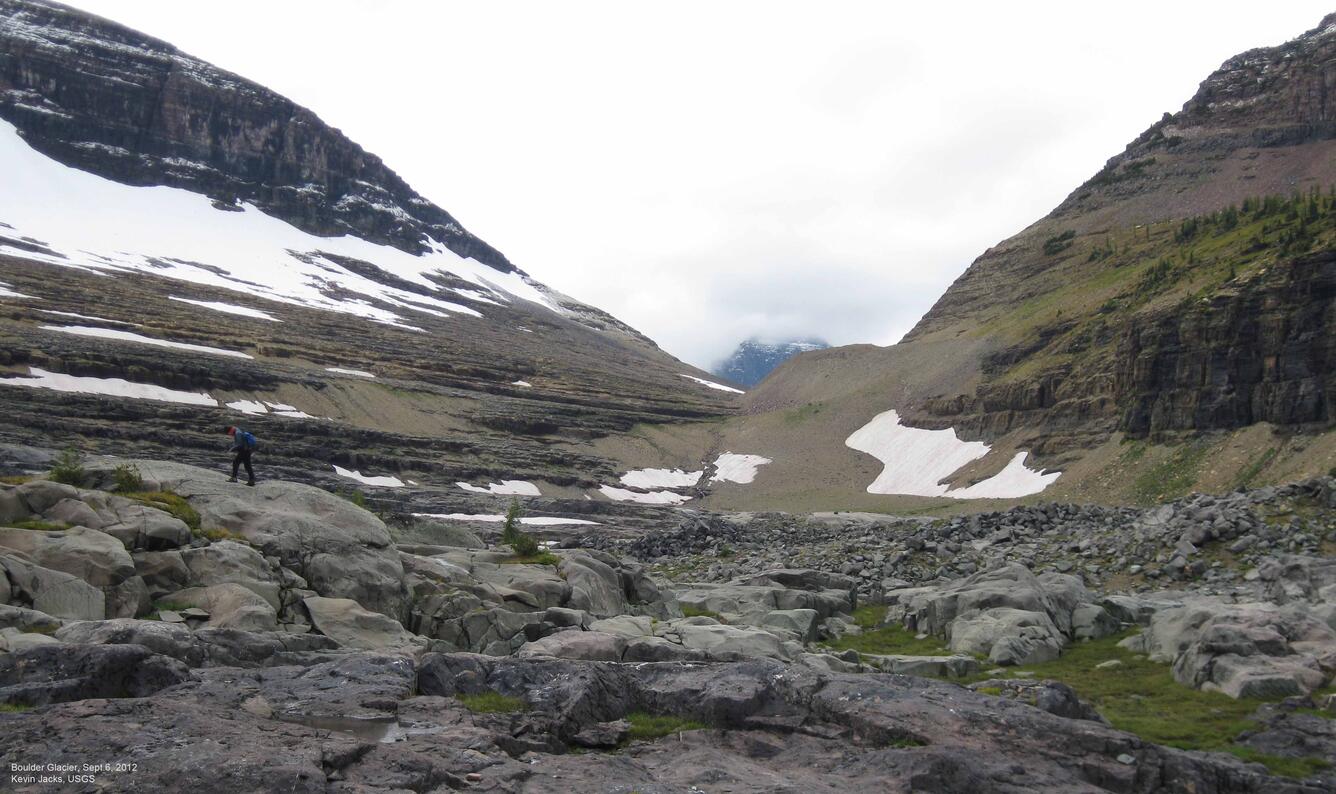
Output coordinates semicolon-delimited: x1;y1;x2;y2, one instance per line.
845;409;1060;499
0;120;562;330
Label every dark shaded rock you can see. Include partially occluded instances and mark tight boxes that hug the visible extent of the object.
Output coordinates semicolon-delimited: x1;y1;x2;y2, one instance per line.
0;643;190;706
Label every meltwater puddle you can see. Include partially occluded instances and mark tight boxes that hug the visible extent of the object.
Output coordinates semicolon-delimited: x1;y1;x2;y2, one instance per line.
277;713;428;743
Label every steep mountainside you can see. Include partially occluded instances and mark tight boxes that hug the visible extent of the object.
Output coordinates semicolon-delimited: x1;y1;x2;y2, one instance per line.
711;338;829;388
0;0;748;520
619;14;1336;513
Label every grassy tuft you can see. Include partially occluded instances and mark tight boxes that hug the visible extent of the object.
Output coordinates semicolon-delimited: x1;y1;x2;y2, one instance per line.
48;448;85;486
502;551;559;566
1131;442;1210;504
0;475;35;485
196;526;248;543
0;703;33;713
457;691;528;714
111;463;143;493
625;712;706;741
680;604;726;622
124;491;200;530
5;520;71;532
822;605;952;657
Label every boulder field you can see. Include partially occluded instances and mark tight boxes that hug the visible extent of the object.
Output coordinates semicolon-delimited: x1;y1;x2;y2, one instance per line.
0;458;1333;791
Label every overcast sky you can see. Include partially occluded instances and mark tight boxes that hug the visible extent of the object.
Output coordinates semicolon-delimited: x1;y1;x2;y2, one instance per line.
62;2;1335;369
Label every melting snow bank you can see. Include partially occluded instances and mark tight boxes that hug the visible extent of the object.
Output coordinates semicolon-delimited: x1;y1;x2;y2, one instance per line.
169;296;280;322
333;466;405;488
413;513;599;526
845;409;1059;499
679;374;744;394
36;309;134;325
2;366;217;406
456;480;541;496
0;118;560;328
42;325;253;359
598;485;693;505
710;453;772;484
227;399;315;419
327;367;375;378
0;279;31;299
619;468;702;489
945;451;1060;499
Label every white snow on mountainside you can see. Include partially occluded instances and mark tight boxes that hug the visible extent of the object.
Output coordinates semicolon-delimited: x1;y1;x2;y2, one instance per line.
845;410;1060;499
0;120;563;329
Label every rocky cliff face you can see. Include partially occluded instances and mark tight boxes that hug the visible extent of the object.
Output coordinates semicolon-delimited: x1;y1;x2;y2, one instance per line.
0;0;507;267
712;338;828;388
891;16;1336;450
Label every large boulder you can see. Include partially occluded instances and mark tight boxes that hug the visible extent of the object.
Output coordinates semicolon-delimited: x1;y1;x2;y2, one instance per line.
517;630;627;661
89;460;407;620
0;553;104;620
0;643;191;706
949;607;1065;666
658;619;800;661
0;526;135;588
559;553;629;618
1159;603;1336;699
302;596;417;651
166;583;279;632
180;541;281;609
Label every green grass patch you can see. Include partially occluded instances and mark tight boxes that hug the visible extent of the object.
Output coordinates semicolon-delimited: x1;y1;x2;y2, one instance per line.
502;552;559;566
986;632;1330;778
782;402;824;426
680;604;726;622
0;475;34;485
1233;447;1279;490
821;605;952;657
124;491;200;530
5;520;71;532
0;703;33;713
625;712;706;741
1131;442;1211;504
457;691;528;714
196;526;248;543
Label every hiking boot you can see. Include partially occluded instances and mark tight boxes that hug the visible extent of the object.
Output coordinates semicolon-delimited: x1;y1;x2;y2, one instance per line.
228;476;238;483
246;480;256;487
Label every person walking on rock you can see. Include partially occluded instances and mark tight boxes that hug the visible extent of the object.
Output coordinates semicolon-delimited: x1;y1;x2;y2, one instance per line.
224;425;258;486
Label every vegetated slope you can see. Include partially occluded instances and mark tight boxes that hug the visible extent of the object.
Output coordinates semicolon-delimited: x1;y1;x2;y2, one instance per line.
712;338;829;388
0;0;739;500
680;14;1336;512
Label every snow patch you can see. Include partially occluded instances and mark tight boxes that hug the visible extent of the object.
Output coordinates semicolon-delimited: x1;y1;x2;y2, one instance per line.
710;453;772;484
0;118;564;330
678;374;744;394
226;399;267;415
36;309;135;326
456;480;542;496
413;512;599;526
169;296;280;322
511;380;532;388
598;485;693;505
42;324;252;359
0;280;30;299
333;465;405;488
946;451;1061;500
2;366;217;406
844;410;1059;499
326;367;375;378
619;468;702;489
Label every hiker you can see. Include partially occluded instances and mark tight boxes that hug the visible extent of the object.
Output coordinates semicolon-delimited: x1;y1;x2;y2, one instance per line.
224;425;258;486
